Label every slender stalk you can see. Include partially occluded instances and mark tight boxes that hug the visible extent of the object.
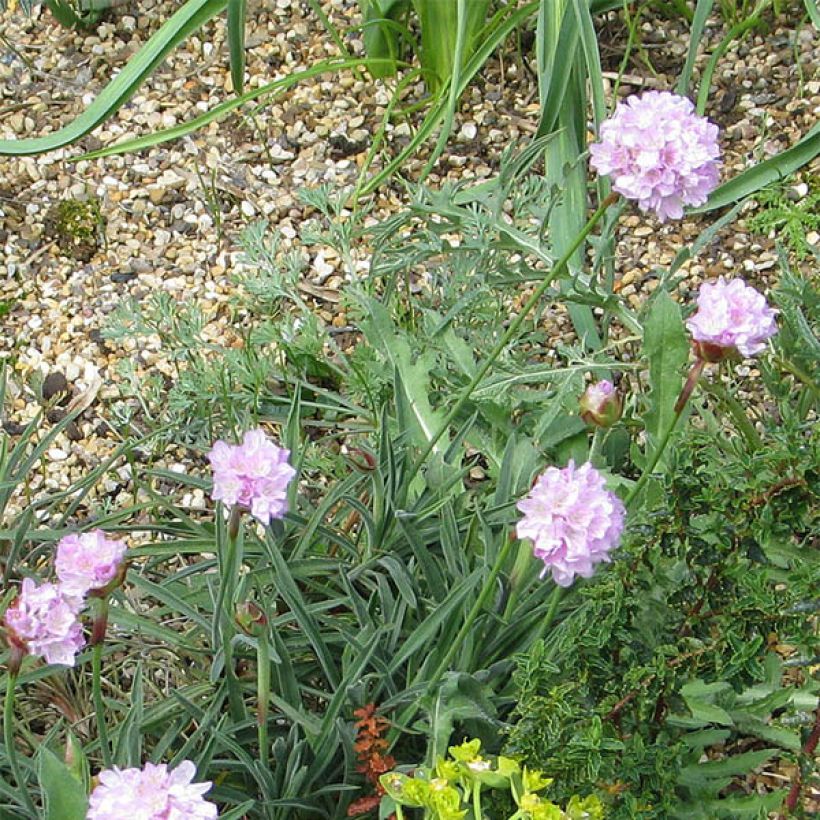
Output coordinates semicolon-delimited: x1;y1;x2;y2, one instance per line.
406;193;618;485
625;358;706;510
256;631;270;768
530;583;564;648
220;506;246;722
3;675;37;815
588;426;606;466
91;599;113;769
426;535;516;696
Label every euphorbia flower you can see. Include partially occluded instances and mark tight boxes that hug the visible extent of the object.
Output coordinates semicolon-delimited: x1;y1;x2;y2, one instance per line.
86;760;218;820
3;579;85;667
590;91;721;221
516;461;625;587
685;277;778;361
208;428;296;525
55;530;127;599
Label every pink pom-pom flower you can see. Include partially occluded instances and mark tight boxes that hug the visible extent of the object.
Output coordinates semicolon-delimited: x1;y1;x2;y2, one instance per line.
3;578;85;667
55;530;128;599
589;91;721;222
685;277;778;361
208;428;296;525
87;760;218;820
516;461;625;587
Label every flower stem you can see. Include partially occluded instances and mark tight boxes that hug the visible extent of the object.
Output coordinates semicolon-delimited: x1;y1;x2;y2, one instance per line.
625;358;705;510
406;193;619;485
219;506;246;722
257;631;271;768
530;583;564;648
426;535;516;697
3;675;37;815
91;601;113;769
588;426;606;466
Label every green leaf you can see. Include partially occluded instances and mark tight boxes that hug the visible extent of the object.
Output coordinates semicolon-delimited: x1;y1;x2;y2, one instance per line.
641;290;689;454
0;0;227;156
694;122;820;213
38;748;88;820
227;0;247;93
675;0;715;97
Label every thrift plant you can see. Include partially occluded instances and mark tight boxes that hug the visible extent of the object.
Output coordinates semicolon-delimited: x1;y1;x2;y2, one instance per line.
2;579;85;667
589;91;721;221
86;760;218;820
516;462;625;587
208;427;296;524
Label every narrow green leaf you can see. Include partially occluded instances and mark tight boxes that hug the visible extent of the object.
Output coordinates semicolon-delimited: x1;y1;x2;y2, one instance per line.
227;0;247;94
0;0;227;156
694;122;820;213
675;0;715;97
38;749;87;820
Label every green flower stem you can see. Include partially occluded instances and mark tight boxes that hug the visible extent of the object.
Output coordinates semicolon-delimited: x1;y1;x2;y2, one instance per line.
91;598;113;769
588;426;606;465
426;535;516;697
473;779;482;818
625;358;706;510
530;583;564;648
406;192;619;485
503;537;535;621
3;675;36;815
256;631;270;768
220;506;246;722
394;806;405;820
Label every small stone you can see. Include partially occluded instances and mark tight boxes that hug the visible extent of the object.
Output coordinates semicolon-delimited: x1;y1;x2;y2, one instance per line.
42;372;69;402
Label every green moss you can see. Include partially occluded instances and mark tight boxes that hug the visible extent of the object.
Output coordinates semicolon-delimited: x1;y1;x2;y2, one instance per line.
51;196;106;261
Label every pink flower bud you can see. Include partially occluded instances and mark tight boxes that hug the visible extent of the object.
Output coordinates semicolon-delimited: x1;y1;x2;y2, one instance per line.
235;601;268;637
579;380;622;428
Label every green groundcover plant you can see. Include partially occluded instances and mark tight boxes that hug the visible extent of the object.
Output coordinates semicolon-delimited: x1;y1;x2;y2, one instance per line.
0;70;818;820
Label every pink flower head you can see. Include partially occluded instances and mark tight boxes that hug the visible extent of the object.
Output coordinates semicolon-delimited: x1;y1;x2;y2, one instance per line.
208;428;296;525
579;379;622;428
87;760;217;820
589;91;721;221
685;277;778;361
55;530;127;599
3;579;85;666
516;461;625;587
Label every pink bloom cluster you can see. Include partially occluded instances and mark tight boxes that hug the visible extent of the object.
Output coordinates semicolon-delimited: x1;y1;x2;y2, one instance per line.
686;277;778;360
590;91;721;222
87;760;218;820
2;529;127;667
516;461;625;587
56;531;128;599
208;428;296;525
3;579;85;666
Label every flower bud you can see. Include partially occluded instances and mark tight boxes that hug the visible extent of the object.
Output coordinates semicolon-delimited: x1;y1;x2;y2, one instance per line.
235;602;268;637
579;380;622;428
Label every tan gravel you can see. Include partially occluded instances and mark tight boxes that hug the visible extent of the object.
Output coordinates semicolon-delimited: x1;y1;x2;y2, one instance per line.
0;1;817;514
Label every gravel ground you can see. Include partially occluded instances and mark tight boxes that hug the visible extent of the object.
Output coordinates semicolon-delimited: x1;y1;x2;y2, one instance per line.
0;0;818;512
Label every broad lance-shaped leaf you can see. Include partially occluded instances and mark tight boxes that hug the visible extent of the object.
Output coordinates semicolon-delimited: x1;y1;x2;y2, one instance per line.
360;300;450;458
0;0;226;156
38;748;88;820
641;289;689;459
